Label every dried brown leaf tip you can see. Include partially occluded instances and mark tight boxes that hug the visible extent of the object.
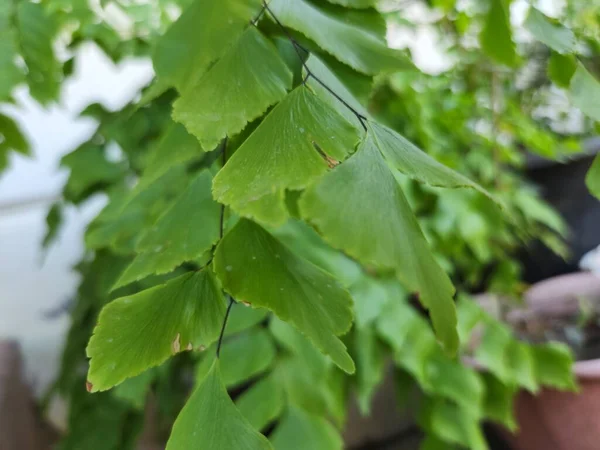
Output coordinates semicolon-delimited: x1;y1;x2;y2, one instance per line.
198;345;206;352
86;381;93;393
186;342;193;351
171;333;181;354
241;301;252;307
325;155;339;169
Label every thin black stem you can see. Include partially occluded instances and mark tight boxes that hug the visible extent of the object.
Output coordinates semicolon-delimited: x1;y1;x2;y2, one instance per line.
262;2;368;131
216;296;235;357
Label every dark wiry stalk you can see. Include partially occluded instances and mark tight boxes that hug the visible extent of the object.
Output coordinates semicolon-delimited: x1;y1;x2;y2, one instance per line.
216;295;235;357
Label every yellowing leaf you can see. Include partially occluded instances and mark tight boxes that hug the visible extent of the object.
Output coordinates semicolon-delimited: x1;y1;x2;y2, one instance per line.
300;132;458;353
167;360;273;450
87;269;225;391
212;86;358;226
114;171;220;288
269;0;411;75
174;27;292;150
152;0;261;90
214;219;355;373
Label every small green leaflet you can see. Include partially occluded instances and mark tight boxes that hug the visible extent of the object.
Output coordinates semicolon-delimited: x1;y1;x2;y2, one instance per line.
424;400;487;450
271;407;343;450
86;269;225;391
300;131;459;353
479;0;516;67
0;113;30;170
481;373;517;431
173;27;292;150
114;171;220;288
214;219;355;373
548;52;577;88
152;0;261;91
61;144;126;202
570;64;600;122
530;342;576;391
144;122;204;182
269;0;411;75
212;86;358;226
236;376;285;432
353;326;386;415
0;2;23;102
166;360;273;450
16;2;61;104
350;276;390;327
586;155;600;200
42;202;63;249
195;329;277;388
524;7;576;55
369;122;493;201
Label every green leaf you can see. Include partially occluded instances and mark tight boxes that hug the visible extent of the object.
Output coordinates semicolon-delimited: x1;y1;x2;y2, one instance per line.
305;55;368;131
427;353;484;417
424;400;487;450
269;0;411;75
0;3;24;102
195;329;277;388
570;64;600;122
369;122;492;199
214;219;355;373
271;407;343;450
61;144;126;202
524;7;576;54
144;122;204;182
586;154;600;199
86;269;225;391
350;277;390;327
530;342;576;391
113;369;155;409
0;113;30;170
353;325;386;415
456;296;484;346
173;27;292;150
114;171;220;288
152;0;261;91
300;130;458;353
479;0;516;66
16;2;61;103
166;360;273;450
212;86;358;226
225;306;269;337
474;322;512;383
323;0;377;9
548;52;577;88
506;341;538;392
482;373;517;431
236;376;285;431
42;202;63;249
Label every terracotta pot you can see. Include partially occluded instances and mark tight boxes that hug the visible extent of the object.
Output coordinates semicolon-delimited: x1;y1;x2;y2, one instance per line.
504;272;600;450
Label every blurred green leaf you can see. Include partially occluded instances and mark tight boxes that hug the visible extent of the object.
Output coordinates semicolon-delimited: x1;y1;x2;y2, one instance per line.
524;7;576;54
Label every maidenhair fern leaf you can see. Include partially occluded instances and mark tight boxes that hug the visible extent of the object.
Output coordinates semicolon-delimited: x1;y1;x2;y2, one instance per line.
524;7;576;55
86;269;225;391
269;0;411;75
152;0;261;91
271;407;343;450
570;63;600;122
214;219;355;373
212;86;358;226
236;376;285;432
479;0;516;67
114;171;220;288
166;360;273;450
174;27;293;150
300;132;459;353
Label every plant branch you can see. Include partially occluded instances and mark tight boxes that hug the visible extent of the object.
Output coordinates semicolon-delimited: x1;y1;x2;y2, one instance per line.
262;1;368;131
216;295;235;357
